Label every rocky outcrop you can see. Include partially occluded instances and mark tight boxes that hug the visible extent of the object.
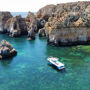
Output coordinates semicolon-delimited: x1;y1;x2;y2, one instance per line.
44;1;90;46
38;28;46;37
0;1;90;45
0;40;17;59
37;18;46;29
25;12;38;40
0;12;12;33
25;12;38;32
5;15;27;37
26;12;46;40
27;23;35;40
37;5;56;21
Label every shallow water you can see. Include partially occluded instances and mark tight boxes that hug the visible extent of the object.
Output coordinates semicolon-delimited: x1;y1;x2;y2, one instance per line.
0;34;90;90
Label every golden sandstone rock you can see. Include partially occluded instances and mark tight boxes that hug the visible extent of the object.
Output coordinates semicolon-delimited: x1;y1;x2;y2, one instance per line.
42;1;90;46
0;40;17;59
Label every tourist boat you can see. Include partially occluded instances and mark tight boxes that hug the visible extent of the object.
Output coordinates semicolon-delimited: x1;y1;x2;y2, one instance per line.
47;56;65;70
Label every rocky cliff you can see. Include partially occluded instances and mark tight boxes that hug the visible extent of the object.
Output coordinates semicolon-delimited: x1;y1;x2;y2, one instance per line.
0;12;28;37
26;12;46;40
0;12;12;33
38;1;90;46
0;1;90;46
5;15;27;37
37;5;56;21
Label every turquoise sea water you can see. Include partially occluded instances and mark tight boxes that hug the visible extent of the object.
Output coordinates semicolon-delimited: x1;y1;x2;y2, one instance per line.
0;34;90;90
0;12;90;90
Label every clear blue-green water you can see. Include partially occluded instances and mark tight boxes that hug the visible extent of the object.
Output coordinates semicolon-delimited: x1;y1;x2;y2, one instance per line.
0;34;90;90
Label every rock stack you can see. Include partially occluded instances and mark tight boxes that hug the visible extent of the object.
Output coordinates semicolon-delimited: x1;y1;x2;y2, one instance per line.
4;15;27;37
0;40;17;59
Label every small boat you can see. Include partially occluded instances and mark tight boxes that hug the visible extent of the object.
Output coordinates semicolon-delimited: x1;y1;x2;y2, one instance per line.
47;56;65;70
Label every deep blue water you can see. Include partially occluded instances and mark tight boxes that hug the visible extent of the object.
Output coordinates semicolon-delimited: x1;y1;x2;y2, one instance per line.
0;13;90;90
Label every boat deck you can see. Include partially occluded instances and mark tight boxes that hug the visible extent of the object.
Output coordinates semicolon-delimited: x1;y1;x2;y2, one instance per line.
47;57;65;70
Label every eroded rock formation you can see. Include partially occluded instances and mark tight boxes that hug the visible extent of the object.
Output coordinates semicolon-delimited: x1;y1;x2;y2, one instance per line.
44;1;90;46
25;12;36;40
5;15;27;37
0;1;90;46
0;12;12;33
26;12;46;40
0;40;17;59
38;28;46;37
37;5;56;21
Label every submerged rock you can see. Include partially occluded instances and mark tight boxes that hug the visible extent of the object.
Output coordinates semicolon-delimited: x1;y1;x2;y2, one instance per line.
26;12;38;32
0;40;17;59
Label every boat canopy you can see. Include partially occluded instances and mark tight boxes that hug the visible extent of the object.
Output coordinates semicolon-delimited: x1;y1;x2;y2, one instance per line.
47;56;59;61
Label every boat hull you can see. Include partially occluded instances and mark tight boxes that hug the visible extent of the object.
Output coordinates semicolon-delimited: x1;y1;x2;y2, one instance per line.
48;61;65;70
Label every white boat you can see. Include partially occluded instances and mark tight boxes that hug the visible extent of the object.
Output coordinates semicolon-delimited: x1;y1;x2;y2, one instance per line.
47;56;65;70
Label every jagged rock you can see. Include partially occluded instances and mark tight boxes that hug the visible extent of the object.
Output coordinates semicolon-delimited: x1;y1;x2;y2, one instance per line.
37;19;46;29
0;12;12;33
27;29;35;40
25;12;38;32
26;12;37;23
5;15;27;37
26;12;39;40
44;1;90;46
26;12;46;40
38;28;46;37
27;23;35;40
0;40;17;59
37;5;56;21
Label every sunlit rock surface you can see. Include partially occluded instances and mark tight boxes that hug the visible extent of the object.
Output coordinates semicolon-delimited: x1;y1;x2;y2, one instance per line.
5;15;27;37
44;1;90;46
0;12;12;33
0;40;17;59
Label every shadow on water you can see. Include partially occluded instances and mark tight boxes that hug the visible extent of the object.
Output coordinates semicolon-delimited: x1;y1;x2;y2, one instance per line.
48;64;66;73
27;39;35;45
0;56;16;67
38;36;46;41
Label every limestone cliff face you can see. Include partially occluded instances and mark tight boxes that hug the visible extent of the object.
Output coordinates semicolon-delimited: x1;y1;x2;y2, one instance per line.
25;12;37;40
44;1;90;46
26;12;46;40
0;1;90;46
0;12;12;33
25;12;38;32
37;5;56;21
5;15;27;37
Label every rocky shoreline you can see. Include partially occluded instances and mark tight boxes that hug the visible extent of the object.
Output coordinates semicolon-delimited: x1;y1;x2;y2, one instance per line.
0;1;90;46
